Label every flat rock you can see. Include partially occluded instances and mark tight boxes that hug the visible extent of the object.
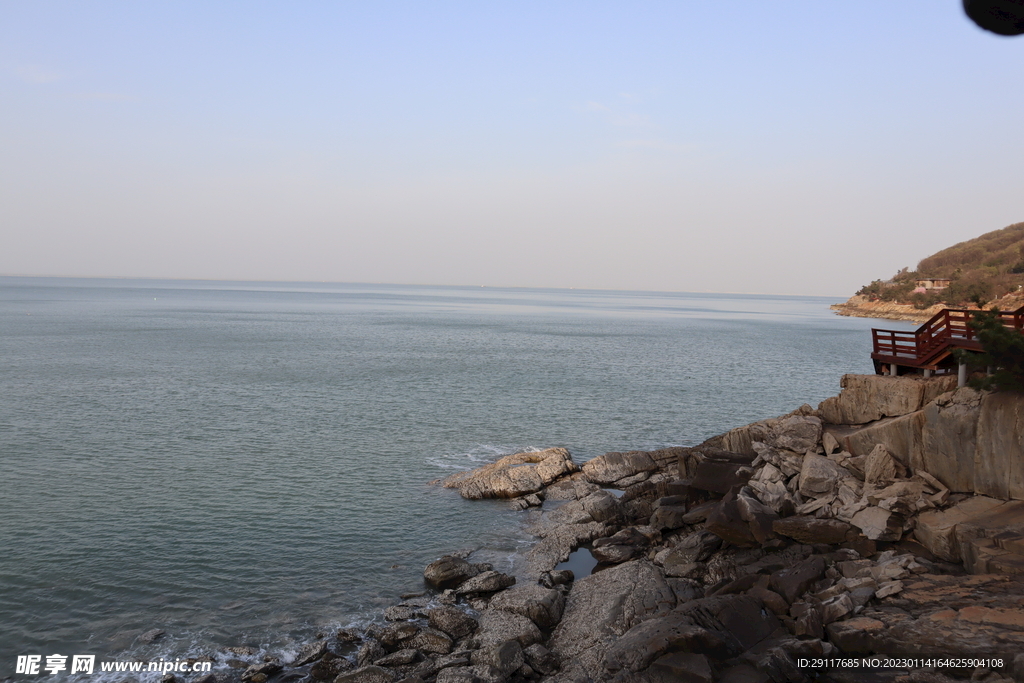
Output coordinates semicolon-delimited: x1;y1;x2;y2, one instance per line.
473;610;543;649
426;607;479;640
454;570;515;596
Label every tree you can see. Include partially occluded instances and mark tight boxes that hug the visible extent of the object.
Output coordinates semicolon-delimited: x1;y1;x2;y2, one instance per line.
954;308;1024;392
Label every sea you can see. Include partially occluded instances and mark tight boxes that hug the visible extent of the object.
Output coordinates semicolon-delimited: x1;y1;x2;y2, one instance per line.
0;277;912;679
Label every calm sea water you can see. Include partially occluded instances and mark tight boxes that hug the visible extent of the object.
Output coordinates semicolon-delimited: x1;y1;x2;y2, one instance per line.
0;277;908;677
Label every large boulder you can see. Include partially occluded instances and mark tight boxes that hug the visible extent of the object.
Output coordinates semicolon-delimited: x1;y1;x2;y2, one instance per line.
690;448;755;495
473;610;543;649
581;450;660;486
549;560;676;681
488;582;565;630
423;556;481;589
766;415;823;454
426;606;479;640
817;374;956;425
441;448;578;499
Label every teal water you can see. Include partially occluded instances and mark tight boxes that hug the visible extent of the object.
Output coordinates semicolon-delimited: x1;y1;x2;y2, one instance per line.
0;277;908;677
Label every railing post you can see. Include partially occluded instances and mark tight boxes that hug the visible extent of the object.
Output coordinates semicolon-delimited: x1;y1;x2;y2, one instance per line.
923;369;932;378
958;363;968;388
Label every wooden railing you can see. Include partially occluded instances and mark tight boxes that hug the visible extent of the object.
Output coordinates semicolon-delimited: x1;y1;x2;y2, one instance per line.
871;305;1024;370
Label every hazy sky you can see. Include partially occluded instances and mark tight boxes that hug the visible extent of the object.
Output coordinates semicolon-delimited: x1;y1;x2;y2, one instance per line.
2;2;1021;296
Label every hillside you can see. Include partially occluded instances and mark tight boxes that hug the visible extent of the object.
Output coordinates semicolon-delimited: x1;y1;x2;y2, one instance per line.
833;221;1024;322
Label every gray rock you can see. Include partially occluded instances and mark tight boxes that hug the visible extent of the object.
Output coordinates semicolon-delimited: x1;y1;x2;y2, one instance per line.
292;639;328;666
357;640;386;667
769;556;825;604
309;652;353;680
772;516;852;545
407;628;453;655
470;640;524;677
581;450;659;486
383;605;418;621
426;607;479;640
423;556;481;589
139;628;166;643
487;582;565;630
374;649;419;667
378;622;419;649
454;571;515;596
522;644;559;676
579;490;622;523
473;610;543;648
798;454;851;497
334;666;395;683
767;415;823;453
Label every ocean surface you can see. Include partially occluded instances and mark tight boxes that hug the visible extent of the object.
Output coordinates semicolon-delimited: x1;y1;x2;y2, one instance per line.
0;277;911;678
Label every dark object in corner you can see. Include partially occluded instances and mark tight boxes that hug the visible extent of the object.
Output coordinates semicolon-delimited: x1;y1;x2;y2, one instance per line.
964;0;1024;35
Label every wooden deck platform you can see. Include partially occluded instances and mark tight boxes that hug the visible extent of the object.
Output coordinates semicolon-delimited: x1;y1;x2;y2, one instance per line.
871;305;1024;375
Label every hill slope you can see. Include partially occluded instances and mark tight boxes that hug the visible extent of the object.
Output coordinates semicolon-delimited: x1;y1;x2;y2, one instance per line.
833;221;1024;321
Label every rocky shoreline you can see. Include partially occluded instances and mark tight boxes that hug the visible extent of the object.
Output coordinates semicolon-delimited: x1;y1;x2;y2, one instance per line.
180;375;1024;683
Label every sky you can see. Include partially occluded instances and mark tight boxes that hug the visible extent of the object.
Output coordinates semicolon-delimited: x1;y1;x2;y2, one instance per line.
1;2;1022;296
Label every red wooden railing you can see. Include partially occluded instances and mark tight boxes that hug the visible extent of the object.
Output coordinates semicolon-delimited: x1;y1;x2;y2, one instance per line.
871;305;1024;371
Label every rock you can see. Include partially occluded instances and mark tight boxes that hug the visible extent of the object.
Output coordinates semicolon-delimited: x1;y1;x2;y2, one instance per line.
357;640;386;667
682;499;720;525
863;444;908;485
798;454;851;497
473;610;543;648
487;582;565;630
374;649;419;667
406;628;453;655
825;616;886;654
649;504;689;531
767;415;823;453
334;666;395;683
772;517;852;545
769;556;826;604
522;643;559;676
434;665;502;683
660;531;721;569
578;490;622;523
525;520;607;575
549;560;676;681
423;556;481;589
850;506;904;542
241;661;282;682
650;652;715;683
748;585;789;615
454;571;515;596
383;606;418;622
823;431;841;455
581;450;659;485
378;622;419;649
538;569;574;588
603;612;729;674
292;639;328;666
139;628;165;643
691;448;755;494
819;593;853;624
309;652;354;680
441;448;578;499
816;374;956;425
426;607;479;640
469;640;524;677
705;489;757;546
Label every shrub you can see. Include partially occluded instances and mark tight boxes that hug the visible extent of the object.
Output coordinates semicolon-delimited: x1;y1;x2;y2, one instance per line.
954;308;1024;392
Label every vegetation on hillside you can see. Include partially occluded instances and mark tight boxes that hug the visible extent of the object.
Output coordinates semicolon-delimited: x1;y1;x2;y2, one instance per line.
856;222;1024;308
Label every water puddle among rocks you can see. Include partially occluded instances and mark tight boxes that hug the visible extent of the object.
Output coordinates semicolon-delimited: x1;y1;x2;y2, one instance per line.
602;488;625;498
554;547;598;578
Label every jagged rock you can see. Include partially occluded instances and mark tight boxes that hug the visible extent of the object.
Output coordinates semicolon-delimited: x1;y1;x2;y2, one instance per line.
767;415;822;453
769;556;825;604
748;585;789;615
434;665;502;683
473;610;543;648
581;450;659;486
423;556;481;589
139;628;165;643
649;504;688;531
426;607;478;640
863;444;908;485
822;431;841;455
916;495;1007;562
798;454;852;497
441;448;578;499
705;489;757;546
454;571;515;596
292;639;328;666
487;582;565;630
602;612;729;674
819;593;853;624
734;486;778;544
538;569;574;588
241;661;282;682
772;516;852;545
